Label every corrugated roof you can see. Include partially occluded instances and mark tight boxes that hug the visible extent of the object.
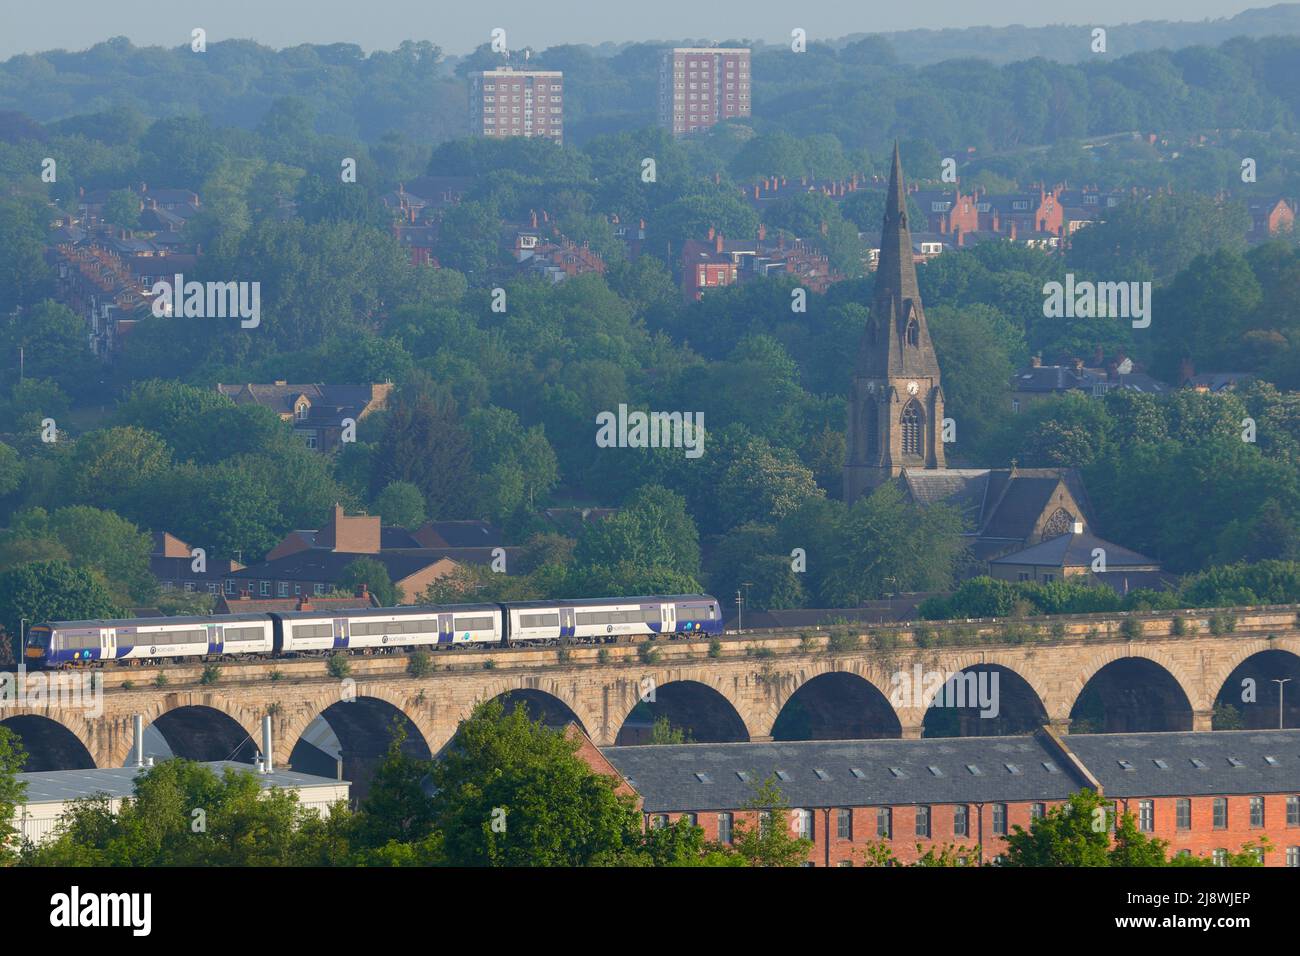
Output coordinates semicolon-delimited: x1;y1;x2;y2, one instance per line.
17;761;347;805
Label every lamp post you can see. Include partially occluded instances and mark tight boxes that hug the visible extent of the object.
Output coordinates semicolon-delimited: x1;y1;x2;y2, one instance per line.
735;590;743;634
1273;678;1292;730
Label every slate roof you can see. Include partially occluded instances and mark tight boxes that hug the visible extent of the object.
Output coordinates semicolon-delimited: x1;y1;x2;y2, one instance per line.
601;736;1084;812
1066;731;1300;798
901;467;1094;542
990;530;1157;569
229;550;458;585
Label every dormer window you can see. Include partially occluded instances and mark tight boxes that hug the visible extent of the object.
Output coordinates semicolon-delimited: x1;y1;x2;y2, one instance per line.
294;401;309;421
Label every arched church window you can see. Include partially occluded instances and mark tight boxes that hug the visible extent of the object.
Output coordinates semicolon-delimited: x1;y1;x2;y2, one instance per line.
905;317;920;347
1041;508;1075;541
901;400;923;457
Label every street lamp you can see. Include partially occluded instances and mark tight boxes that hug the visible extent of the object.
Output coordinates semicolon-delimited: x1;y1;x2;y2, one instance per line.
1272;678;1292;730
735;590;743;634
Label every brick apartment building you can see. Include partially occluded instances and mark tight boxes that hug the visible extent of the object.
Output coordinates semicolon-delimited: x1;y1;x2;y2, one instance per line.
593;729;1300;866
659;47;750;136
470;68;563;143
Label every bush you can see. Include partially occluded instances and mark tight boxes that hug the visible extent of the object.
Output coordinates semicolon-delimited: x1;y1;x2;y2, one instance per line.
407;650;433;677
200;664;221;685
912;626;935;648
1209;611;1237;635
827;630;861;653
327;653;351;678
556;647;571;663
154;673;168;687
708;638;722;659
1170;615;1187;636
748;645;776;659
483;659;496;670
638;643;660;664
597;648;610;664
269;669;284;682
869;631;897;652
1120;617;1144;640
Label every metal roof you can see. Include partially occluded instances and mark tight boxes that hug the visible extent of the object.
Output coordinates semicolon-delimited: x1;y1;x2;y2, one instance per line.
17;761;348;806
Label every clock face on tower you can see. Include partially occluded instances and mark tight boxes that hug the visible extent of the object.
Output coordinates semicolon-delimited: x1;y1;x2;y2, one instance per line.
907;381;919;396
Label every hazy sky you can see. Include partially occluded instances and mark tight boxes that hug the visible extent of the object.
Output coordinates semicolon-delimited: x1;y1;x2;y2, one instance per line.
0;0;1273;60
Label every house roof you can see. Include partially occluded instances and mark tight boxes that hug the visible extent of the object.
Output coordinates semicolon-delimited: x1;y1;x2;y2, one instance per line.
601;735;1085;812
229;550;458;585
18;761;344;806
990;529;1158;569
215;383;385;425
902;467;1094;543
1066;730;1300;798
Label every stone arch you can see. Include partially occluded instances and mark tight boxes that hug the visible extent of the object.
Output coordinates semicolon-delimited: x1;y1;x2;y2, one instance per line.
0;713;97;770
146;702;262;764
769;667;902;741
613;679;749;745
1212;648;1300;730
921;663;1049;738
1068;653;1194;733
282;689;434;803
606;667;763;747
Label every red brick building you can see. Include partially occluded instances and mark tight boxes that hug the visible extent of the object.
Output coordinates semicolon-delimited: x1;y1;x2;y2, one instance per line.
470;68;563;143
659;48;750;136
592;729;1300;867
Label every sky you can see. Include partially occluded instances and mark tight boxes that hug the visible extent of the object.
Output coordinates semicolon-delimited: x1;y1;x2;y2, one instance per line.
0;0;1273;60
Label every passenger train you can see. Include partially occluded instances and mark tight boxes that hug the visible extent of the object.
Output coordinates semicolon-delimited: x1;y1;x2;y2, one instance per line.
24;594;724;668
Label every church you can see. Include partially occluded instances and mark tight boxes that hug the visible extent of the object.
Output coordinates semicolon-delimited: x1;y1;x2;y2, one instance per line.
842;146;1168;591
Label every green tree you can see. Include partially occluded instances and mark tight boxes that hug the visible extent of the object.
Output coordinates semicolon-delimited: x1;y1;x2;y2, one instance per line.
337;557;403;607
0;560;120;661
0;726;27;862
372;481;426;531
730;776;815;867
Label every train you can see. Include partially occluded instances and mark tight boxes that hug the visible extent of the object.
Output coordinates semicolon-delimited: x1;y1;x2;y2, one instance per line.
23;594;724;668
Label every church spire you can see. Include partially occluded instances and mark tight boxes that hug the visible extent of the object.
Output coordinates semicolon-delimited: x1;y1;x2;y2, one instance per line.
843;141;945;504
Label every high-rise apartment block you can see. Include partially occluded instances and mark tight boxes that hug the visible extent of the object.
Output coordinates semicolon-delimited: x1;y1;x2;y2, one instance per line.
658;47;751;136
470;68;563;144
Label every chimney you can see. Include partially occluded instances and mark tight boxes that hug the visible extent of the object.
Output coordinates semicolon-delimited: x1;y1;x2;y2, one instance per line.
356;583;370;599
707;226;715;241
1179;357;1195;385
715;232;724;254
1030;354;1042;367
296;596;313;612
530;209;538;228
757;223;766;242
1071;357;1084;372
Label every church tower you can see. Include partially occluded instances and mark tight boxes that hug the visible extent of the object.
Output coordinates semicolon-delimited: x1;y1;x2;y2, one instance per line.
843;142;945;504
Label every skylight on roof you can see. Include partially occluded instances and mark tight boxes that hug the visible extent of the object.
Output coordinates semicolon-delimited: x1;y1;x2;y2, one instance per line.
695;772;712;783
1005;763;1022;775
775;770;791;781
850;768;866;779
927;766;943;777
814;769;831;781
1265;756;1280;766
1190;758;1207;769
966;764;982;776
1042;761;1059;774
1153;759;1169;769
889;767;905;778
736;771;750;782
1117;759;1135;771
1227;757;1244;768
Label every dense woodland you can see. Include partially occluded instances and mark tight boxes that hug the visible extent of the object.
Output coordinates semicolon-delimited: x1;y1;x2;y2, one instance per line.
1;28;1299;645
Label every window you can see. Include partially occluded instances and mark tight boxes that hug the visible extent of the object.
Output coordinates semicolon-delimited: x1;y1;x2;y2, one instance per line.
453;616;495;632
1288;796;1299;827
1213;848;1227;867
260;581;271;596
1213;797;1228;829
1032;803;1046;822
520;613;560;629
1288;847;1299;868
717;813;733;844
1250;796;1264;828
650;815;668;830
837;809;852;840
1139;800;1154;833
876;807;892;839
915;806;931;838
684;813;697;827
992;804;1008;836
901;400;924;457
905;317;919;347
278;582;289;597
953;805;969;838
759;811;772;839
314;584;326;596
1177;799;1191;830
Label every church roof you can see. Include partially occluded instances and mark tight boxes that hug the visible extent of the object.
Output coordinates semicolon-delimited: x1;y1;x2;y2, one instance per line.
900;467;1095;542
990;529;1158;569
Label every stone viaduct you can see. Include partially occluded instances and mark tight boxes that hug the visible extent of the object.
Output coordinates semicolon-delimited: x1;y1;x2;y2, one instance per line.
4;604;1299;794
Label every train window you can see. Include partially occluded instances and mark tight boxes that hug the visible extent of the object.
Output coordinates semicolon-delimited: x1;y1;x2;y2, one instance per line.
153;629;207;644
61;633;100;650
223;627;263;642
454;617;494;631
520;613;560;628
293;623;333;639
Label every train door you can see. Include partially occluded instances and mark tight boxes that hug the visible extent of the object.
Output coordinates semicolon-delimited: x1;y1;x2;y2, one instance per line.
206;624;224;656
332;618;349;650
560;608;575;640
662;604;675;636
102;629;115;662
438;613;454;645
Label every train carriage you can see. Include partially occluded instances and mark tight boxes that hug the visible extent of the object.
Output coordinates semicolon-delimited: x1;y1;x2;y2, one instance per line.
272;604;502;655
25;615;273;667
503;594;722;645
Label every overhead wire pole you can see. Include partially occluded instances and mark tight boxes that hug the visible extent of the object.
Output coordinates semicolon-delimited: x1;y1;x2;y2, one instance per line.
1273;678;1292;730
